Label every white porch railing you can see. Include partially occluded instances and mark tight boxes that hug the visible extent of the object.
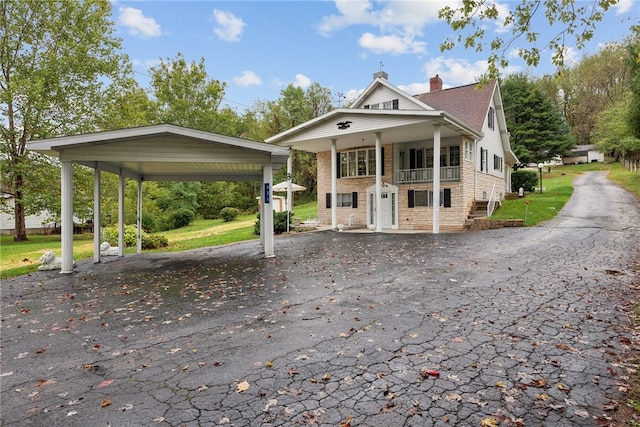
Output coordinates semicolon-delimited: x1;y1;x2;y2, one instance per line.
395;166;460;184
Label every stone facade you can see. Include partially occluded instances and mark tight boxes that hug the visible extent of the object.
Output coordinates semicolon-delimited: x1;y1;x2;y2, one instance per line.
316;139;506;232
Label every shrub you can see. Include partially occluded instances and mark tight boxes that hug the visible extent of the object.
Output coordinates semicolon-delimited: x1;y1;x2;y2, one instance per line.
142;234;169;249
511;170;539;193
253;211;293;235
220;207;240;222
171;208;195;229
102;225;168;249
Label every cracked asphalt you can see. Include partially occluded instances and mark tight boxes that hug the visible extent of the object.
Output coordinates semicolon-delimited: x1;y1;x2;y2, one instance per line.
1;171;640;427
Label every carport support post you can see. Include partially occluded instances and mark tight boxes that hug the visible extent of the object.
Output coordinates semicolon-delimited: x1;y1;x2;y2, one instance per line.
137;178;142;254
331;139;337;230
262;165;275;258
60;161;74;273
433;124;441;234
118;171;125;257
93;163;101;263
375;132;382;233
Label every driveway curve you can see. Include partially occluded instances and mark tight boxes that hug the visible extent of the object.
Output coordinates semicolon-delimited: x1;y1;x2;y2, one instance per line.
1;172;639;426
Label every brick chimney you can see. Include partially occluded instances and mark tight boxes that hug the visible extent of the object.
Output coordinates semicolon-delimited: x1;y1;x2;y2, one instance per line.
430;74;442;92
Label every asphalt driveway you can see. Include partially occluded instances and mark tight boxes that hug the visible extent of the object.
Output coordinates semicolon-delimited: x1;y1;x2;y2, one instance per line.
1;172;639;426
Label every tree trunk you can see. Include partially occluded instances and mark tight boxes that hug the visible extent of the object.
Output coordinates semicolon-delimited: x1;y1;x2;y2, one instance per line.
13;174;28;241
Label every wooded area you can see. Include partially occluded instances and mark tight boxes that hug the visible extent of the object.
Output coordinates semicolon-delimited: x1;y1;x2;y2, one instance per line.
2;0;639;241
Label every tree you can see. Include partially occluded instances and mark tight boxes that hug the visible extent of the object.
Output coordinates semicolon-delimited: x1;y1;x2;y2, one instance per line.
563;41;633;145
439;0;622;77
148;53;229;132
0;0;131;241
627;25;640;140
501;74;575;166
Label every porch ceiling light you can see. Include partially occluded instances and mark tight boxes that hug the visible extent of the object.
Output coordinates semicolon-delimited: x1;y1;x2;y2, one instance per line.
336;121;352;130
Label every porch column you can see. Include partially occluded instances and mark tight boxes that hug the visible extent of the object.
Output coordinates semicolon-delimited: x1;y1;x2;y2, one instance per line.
433;124;441;234
136;178;142;254
262;164;275;258
93;163;101;263
118;171;125;257
375;132;382;233
60;161;74;273
286;153;292;233
330;139;337;230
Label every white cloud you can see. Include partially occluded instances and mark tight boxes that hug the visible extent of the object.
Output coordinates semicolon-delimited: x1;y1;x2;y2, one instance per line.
492;2;513;34
559;46;579;67
422;57;491;87
292;74;312;89
213;10;245;42
358;32;426;55
233;71;262;87
317;1;455;56
118;6;162;38
614;0;634;14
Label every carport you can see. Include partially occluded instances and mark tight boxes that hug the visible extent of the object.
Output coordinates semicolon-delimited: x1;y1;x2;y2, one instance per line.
27;124;290;273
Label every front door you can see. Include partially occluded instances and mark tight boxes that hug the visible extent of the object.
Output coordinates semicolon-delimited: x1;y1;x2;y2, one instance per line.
367;183;398;230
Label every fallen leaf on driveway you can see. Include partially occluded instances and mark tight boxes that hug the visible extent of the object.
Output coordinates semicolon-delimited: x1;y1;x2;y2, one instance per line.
481;417;498;427
531;378;547;387
237;380;250;393
98;379;114;388
100;399;111;407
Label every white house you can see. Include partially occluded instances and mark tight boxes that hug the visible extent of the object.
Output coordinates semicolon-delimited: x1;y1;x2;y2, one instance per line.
562;144;605;164
267;72;517;232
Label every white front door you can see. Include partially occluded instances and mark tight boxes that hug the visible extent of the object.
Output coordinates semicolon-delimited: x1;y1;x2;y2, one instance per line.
367;184;398;230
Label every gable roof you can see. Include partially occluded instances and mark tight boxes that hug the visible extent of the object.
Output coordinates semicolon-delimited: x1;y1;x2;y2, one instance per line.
28;124;290;182
413;80;497;133
351;76;434;111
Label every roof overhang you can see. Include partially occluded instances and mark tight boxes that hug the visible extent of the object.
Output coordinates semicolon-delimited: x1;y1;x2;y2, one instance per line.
27;124;290;182
266;108;483;153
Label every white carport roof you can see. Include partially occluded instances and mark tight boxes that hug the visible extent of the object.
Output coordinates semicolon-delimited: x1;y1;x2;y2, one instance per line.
28;124;290;181
27;124;290;272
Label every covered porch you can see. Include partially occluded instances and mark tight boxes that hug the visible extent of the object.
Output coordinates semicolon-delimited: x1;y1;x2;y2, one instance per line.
28;124;290;273
266;108;481;233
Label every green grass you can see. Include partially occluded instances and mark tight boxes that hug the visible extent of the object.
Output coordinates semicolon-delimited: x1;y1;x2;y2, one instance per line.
4;166;639;279
0;201;318;280
491;162;640;226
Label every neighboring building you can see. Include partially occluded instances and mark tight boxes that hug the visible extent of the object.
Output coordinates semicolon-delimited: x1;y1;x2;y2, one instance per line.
267;72;517;232
0;194;58;235
562;145;605;165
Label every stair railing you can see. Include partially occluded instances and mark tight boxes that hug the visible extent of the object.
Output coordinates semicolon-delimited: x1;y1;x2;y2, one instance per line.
487;183;497;217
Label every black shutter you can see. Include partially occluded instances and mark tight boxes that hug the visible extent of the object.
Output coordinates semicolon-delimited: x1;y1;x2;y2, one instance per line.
480;148;485;171
326;193;331;209
443;188;451;208
392;99;399;110
408;190;415;208
409;149;416;169
352;192;358;209
381;147;385;176
336;152;341;178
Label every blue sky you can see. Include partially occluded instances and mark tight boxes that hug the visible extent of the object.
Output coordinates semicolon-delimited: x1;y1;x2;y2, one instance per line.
112;0;639;111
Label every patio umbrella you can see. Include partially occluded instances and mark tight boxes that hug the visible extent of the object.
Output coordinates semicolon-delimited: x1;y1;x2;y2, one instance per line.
272;181;306;192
